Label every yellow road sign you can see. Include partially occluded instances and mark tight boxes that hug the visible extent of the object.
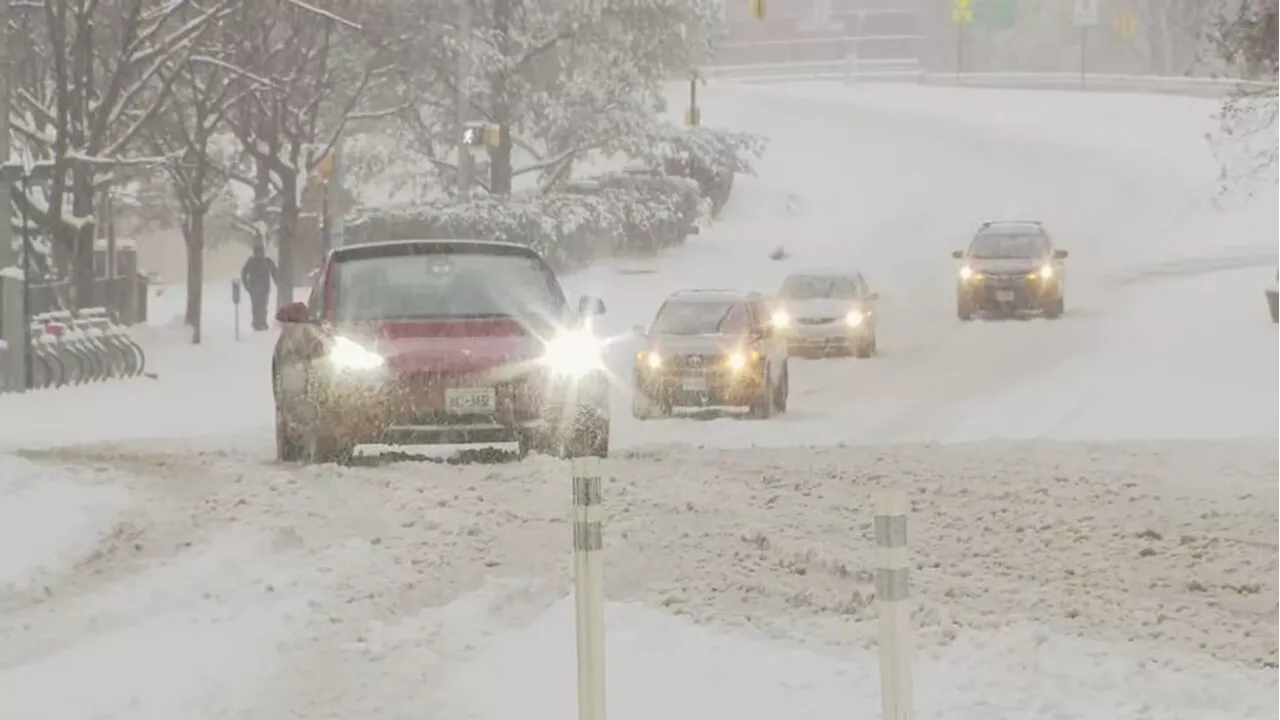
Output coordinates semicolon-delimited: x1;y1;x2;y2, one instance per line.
952;0;973;24
1113;11;1137;38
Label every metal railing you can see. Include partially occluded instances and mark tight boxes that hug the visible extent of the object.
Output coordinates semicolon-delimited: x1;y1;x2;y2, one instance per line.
0;307;150;393
700;61;1273;98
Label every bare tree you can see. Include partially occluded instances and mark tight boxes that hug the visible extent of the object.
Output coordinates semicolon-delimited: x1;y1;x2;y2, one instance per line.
8;0;230;308
223;0;379;308
144;1;253;343
1208;0;1278;192
385;0;719;198
1132;0;1222;75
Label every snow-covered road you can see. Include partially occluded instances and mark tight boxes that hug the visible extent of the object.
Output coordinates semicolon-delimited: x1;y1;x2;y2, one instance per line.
0;82;1276;719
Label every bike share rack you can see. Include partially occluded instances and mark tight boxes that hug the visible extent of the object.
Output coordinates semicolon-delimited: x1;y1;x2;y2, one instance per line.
3;307;149;391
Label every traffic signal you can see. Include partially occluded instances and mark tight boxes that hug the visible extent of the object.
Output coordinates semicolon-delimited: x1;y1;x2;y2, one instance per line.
313;151;334;183
462;122;503;151
748;0;765;20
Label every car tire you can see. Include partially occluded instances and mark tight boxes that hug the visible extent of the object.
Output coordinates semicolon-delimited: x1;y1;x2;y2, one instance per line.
774;361;789;413
957;300;974;321
631;385;662;420
1267;290;1278;324
303;430;355;465
275;403;303;463
855;335;874;358
1044;294;1064;319
750;369;775;419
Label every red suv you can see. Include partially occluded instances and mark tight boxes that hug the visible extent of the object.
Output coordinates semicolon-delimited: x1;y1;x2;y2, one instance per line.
271;239;611;463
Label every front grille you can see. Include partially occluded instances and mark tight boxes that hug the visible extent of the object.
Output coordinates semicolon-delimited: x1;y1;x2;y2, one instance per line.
670;353;719;369
798;317;838;325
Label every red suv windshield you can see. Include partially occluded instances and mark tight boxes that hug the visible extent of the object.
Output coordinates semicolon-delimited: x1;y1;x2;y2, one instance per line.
331;251;566;324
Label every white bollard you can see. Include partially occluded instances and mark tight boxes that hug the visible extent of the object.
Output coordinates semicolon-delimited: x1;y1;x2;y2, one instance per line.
572;457;607;720
874;488;913;720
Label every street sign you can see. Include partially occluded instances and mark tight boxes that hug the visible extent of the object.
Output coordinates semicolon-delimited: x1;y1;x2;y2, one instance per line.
952;0;973;24
1073;0;1099;27
973;0;1015;29
1113;11;1137;38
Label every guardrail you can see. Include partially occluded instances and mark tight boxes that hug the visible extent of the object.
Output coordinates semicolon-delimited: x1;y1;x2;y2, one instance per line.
701;61;1273;98
0;307;150;393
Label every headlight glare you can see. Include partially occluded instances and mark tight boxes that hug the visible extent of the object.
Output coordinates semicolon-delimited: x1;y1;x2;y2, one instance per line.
543;329;604;376
1038;264;1054;279
846;309;865;327
328;336;385;371
642;351;662;369
959;266;979;281
727;351;747;372
771;310;790;328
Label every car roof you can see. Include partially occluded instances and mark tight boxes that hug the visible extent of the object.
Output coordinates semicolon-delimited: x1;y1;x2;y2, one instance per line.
331;238;539;263
665;288;760;304
975;220;1045;235
783;269;862;280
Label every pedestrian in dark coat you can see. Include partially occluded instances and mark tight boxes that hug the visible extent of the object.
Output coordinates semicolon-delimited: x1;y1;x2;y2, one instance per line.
240;240;279;331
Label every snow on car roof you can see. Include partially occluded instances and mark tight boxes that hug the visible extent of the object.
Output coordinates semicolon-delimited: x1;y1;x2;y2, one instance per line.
784;269;861;280
331;238;538;262
977;220;1045;235
666;289;757;303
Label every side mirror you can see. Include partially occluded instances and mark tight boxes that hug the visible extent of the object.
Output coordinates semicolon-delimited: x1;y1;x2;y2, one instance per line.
868;292;880;301
276;301;310;324
1053;249;1069;259
951;250;964;260
578;295;607;316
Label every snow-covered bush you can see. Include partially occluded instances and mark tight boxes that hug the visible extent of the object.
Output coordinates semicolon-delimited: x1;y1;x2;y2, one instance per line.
620;125;768;218
344;173;704;271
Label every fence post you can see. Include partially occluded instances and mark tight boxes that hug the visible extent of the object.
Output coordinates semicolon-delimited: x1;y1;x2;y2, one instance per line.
0;272;26;393
875;488;913;720
572;456;607;720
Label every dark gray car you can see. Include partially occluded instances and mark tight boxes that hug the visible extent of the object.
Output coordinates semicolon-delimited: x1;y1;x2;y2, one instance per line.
632;290;789;419
952;221;1067;320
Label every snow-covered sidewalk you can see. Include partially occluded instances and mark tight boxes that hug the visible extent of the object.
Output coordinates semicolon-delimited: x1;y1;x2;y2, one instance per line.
1;439;1274;718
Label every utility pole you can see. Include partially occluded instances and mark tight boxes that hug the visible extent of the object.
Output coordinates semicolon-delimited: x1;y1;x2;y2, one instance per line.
455;0;475;200
0;0;26;394
0;0;14;270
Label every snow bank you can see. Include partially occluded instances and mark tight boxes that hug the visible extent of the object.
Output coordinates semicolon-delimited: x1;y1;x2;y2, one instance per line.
0;454;131;591
0;529;336;720
3;438;1270;717
438;597;1277;720
717;81;1277;268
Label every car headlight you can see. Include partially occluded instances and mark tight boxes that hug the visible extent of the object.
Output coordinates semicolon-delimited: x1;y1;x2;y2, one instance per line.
845;309;865;327
640;350;663;370
543;329;604;376
328;336;385;371
771;310;790;328
1037;264;1054;279
959;266;978;281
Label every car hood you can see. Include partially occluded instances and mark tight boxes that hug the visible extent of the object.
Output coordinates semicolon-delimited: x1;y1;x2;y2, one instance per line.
643;333;743;356
776;298;858;319
967;257;1047;274
339;318;548;375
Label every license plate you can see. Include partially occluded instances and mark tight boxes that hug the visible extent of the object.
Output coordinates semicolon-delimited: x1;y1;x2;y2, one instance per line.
682;376;708;392
444;387;496;415
996;290;1015;302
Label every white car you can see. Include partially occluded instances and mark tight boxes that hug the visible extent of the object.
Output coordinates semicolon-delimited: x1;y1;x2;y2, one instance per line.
769;271;879;358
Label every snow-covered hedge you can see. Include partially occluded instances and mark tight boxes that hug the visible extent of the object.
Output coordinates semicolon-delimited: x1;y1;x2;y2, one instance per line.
343;173;703;271
622;125;768;218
